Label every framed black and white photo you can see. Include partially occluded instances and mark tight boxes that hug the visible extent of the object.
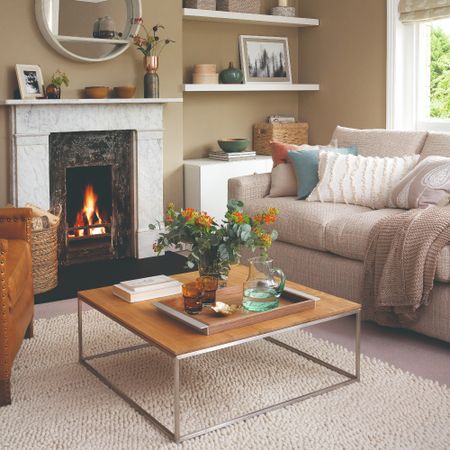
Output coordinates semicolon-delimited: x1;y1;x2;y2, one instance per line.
239;36;292;84
15;64;45;99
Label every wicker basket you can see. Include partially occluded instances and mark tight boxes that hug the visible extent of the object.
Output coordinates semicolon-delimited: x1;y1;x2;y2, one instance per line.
32;208;61;294
253;122;309;155
216;0;261;14
184;0;216;9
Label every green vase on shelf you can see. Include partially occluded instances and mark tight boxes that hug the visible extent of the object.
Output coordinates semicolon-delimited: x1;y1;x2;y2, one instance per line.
220;62;244;84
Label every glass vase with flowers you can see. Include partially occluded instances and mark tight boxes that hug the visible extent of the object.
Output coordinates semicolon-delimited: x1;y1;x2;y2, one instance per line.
150;200;279;285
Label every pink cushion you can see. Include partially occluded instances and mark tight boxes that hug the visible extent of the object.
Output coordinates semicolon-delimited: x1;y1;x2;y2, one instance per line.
271;141;303;166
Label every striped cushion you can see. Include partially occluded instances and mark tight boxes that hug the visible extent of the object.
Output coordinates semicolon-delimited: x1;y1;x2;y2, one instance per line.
307;153;420;209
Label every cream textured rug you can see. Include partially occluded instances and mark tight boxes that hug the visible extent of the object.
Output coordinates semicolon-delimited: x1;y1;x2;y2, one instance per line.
1;311;449;450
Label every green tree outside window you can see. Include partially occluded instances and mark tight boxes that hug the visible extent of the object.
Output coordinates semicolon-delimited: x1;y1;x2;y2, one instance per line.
430;26;450;119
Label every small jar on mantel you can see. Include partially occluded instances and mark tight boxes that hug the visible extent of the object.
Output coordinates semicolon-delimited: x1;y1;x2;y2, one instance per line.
46;84;61;100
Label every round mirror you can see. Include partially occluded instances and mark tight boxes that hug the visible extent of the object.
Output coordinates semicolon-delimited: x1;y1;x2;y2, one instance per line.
35;0;142;63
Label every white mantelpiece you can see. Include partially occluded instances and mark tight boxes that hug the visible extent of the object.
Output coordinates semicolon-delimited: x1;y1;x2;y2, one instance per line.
5;98;182;259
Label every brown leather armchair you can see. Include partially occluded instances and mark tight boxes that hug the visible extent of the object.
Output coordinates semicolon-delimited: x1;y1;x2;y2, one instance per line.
0;208;34;407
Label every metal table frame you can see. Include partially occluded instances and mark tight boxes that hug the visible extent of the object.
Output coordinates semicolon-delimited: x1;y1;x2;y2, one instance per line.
78;298;361;444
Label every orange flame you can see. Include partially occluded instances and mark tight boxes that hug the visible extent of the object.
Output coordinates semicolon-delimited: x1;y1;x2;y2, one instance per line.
71;184;106;237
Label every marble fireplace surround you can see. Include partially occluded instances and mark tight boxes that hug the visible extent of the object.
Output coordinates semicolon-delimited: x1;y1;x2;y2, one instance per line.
4;98;183;259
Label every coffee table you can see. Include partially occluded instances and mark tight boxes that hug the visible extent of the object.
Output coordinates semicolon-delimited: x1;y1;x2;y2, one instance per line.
78;265;361;444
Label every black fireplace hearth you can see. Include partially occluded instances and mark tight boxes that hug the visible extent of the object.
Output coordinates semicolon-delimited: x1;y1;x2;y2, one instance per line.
50;130;133;265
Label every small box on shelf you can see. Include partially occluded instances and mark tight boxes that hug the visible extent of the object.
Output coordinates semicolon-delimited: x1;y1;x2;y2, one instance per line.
184;0;216;10
216;0;261;14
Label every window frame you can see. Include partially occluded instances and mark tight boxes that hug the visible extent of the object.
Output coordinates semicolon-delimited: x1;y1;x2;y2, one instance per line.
387;0;450;132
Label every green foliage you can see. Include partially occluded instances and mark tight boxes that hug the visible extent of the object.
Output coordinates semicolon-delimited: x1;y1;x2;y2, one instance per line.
430;27;450;118
51;70;69;88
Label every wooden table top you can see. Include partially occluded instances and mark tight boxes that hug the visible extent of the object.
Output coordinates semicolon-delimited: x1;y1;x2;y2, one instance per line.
78;265;361;357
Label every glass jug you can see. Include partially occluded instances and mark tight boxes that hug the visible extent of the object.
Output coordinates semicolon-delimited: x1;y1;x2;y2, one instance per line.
243;257;286;312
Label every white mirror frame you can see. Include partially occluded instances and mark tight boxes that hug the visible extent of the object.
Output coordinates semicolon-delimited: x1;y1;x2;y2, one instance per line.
35;0;142;63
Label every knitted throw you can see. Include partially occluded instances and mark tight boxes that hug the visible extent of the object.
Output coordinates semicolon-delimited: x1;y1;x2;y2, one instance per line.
363;206;450;325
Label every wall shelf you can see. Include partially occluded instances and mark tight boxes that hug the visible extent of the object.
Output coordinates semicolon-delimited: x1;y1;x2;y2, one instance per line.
183;83;320;92
1;98;183;106
183;8;319;28
57;35;129;45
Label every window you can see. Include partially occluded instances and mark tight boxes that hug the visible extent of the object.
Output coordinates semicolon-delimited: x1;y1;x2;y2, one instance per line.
387;1;450;131
417;18;450;129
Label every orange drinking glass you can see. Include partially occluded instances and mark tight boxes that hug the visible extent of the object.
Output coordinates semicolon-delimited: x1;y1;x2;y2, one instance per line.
182;281;204;315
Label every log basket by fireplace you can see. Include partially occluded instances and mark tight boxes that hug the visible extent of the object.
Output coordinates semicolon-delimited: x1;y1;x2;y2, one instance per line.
31;205;61;294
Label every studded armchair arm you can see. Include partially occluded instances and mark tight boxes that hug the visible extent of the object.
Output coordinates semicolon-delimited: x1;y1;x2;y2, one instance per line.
0;208;32;243
0;239;10;381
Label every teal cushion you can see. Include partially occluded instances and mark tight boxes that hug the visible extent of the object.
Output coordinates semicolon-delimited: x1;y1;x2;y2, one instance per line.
288;147;358;199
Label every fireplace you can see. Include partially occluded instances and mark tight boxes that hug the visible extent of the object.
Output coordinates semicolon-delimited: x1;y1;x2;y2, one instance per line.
50;131;133;265
66;165;113;258
7;99;172;259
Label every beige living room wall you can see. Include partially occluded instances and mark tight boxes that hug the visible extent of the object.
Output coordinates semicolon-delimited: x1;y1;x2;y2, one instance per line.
0;0;388;207
299;0;387;144
183;0;302;158
0;0;183;207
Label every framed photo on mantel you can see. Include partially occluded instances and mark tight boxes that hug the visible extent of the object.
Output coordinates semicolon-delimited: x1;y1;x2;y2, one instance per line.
239;35;292;84
15;64;45;99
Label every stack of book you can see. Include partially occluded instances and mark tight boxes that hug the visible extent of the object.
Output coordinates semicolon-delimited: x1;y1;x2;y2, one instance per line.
209;151;257;161
112;275;182;303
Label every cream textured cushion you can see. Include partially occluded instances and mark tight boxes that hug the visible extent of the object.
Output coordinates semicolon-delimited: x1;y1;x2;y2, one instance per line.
420;132;450;159
307;153;420;209
331;126;427;157
268;163;297;197
390;156;450;209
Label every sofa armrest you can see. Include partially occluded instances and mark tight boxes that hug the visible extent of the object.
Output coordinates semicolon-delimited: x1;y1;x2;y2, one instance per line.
0;239;10;380
228;173;271;203
0;208;32;244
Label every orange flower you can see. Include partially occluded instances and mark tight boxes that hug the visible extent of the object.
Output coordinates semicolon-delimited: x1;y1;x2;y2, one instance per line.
165;215;174;223
196;214;213;228
181;208;197;220
231;211;245;224
253;214;263;224
260;233;273;247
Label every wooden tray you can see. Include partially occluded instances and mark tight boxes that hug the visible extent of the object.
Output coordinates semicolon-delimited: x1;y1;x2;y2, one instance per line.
154;285;319;335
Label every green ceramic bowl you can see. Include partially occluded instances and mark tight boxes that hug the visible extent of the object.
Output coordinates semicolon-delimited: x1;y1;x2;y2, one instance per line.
218;138;250;153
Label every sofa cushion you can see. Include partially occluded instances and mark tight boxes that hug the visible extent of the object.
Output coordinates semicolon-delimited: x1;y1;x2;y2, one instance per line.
325;209;405;261
268;163;297;197
436;246;450;283
7;240;32;309
331;126;427;157
420;132;450;159
246;198;370;252
308;153;420;209
325;208;450;283
390;156;450;209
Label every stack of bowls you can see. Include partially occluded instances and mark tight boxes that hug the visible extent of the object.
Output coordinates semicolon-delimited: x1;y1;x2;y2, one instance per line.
193;64;219;84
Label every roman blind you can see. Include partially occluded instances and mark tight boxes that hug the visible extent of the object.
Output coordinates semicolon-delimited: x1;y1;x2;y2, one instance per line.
399;0;450;22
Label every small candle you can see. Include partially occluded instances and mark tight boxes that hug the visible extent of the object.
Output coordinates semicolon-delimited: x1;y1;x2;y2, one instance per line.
278;0;288;6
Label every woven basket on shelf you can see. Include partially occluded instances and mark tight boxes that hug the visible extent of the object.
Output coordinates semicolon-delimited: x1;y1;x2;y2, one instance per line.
253;122;309;155
184;0;216;9
216;0;261;14
32;208;61;294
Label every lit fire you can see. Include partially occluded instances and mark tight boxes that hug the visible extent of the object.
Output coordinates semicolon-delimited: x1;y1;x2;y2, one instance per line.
69;184;107;238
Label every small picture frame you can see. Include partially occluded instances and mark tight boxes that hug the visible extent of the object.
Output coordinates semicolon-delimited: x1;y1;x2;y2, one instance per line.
15;64;45;99
239;35;292;84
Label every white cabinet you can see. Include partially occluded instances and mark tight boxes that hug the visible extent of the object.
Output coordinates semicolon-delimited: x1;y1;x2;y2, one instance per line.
184;156;273;221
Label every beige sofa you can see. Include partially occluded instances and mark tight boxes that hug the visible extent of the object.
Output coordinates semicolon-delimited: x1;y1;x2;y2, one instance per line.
229;127;450;343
